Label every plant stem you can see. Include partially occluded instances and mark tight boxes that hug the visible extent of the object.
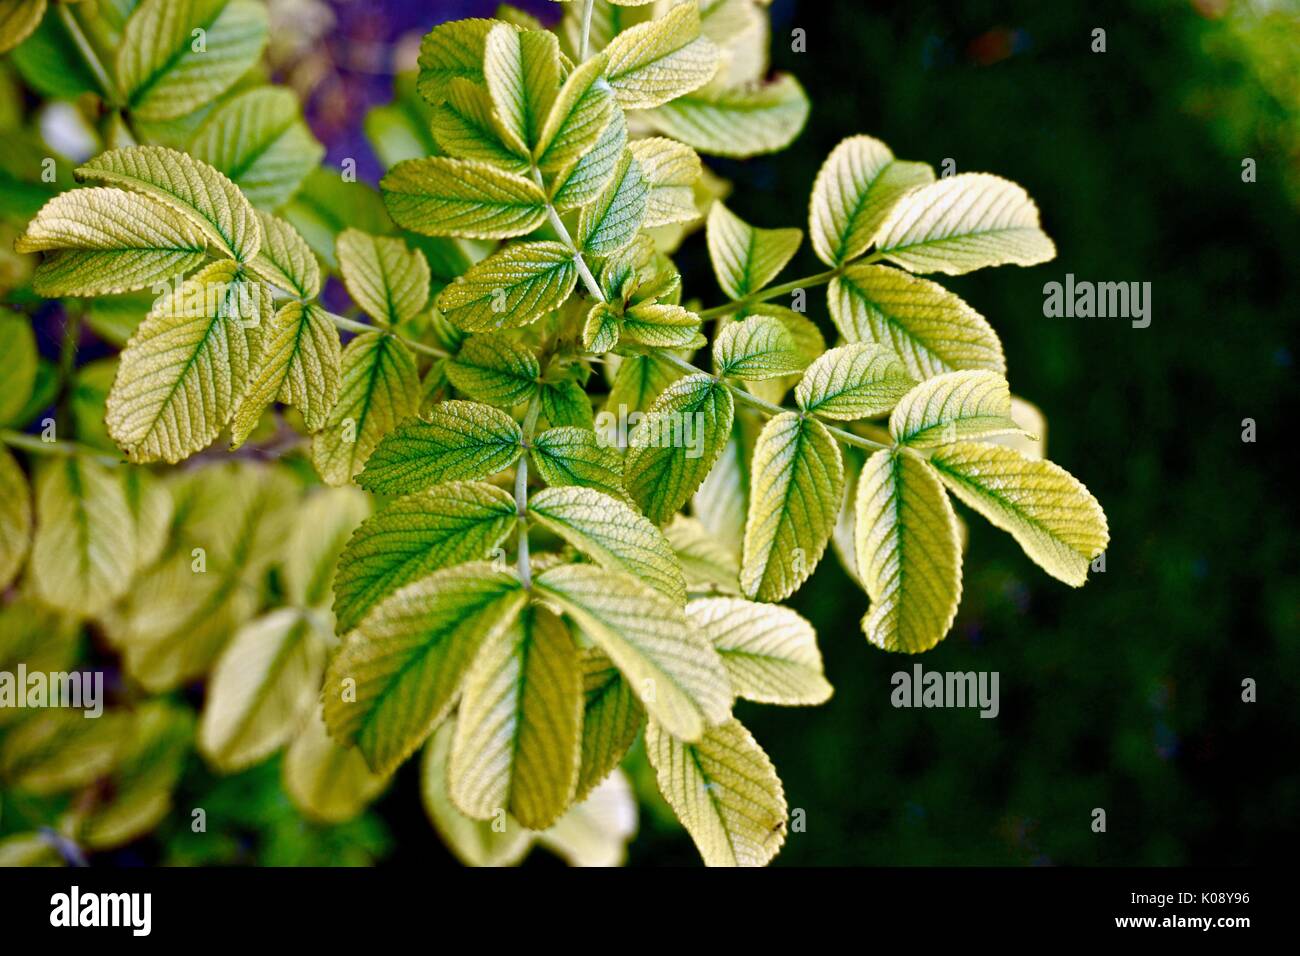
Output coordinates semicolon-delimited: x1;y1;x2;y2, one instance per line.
57;3;119;106
697;267;845;320
320;309;449;359
514;395;542;589
578;0;597;62
0;429;121;466
652;351;892;454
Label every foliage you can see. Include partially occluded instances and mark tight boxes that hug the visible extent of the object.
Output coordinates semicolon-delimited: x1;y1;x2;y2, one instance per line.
0;0;1107;867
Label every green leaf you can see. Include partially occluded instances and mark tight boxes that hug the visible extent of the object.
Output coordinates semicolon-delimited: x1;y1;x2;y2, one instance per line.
605;351;680;414
740;412;844;601
323;563;526;775
429;78;531;173
0;0;45;56
446;333;541;408
665;514;741;594
583;303;621;353
829;262;1005;380
198;608;327;772
0;313;37;425
284;708;389;824
619;302;701;349
483;24;561;154
530;426;625;500
357;400;523;495
8;7;95;99
529;486;686;603
535;52;615;176
603;2;719;110
416;17;497;104
551;103;627;211
794;343;915;420
854;449;963;653
644;716;786;866
809;135;934;267
248;211;321;298
687;597;832;706
106;260;267;463
575;649;643;802
283;485;371;610
188;86;323;209
624;373;734;525
706;202;801;299
540;380;594;429
713;314;806;380
644;73;809;159
0;711;126;795
29;457;136;617
872;172;1057;275
77;145;262;263
117;0;269;121
576;149;648;256
629;137;702;227
437;240;578;331
380;157;549;240
450;604;582;829
928;442;1108;587
336;228;430;327
420;717;533;866
889;370;1023;448
0;445;32;591
15;187;207;296
332;480;518;633
230;301;341;446
310;331;420;486
534;563;731;742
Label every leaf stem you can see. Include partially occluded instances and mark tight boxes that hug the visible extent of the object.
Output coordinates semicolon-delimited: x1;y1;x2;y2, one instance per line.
0;430;121;466
320;309;449;359
515;394;542;589
651;351;891;454
57;3;120;106
697;267;846;320
578;0;597;62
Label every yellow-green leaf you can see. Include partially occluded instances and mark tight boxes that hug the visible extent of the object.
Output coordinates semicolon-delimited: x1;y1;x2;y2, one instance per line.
533;563;730;743
77;145;262;262
644;716;786;866
0;314;37;425
0;0;44;56
795;343;915;420
29;457;136;617
188;86;323;209
829;262;1005;380
0;444;32;590
741;412;844;602
14;187;207;297
483;24;561;153
332;480;519;633
552;103;627;210
530;426;625;500
0;710;126;795
446;333;541;408
336;228;430;327
310;331;420;486
575;649;643;802
431;78;532;174
872;172;1057;275
248;211;320;298
576;149;648;255
855;449;963;653
230;301;341;446
450;604;582;829
437;240;578;331
535;52;615;176
381;157;548;239
283;707;389;824
928;441;1108;586
687;597;831;706
106;260;267;463
706;201;801;299
809;135;934;267
117;0;268;121
713;313;806;381
357;399;523;495
323;563;527;775
603;2;719;109
283;485;371;610
665;514;741;595
624;373;734;525
529;485;686;603
416;17;498;104
889;370;1023;448
629;137;701;227
644;73;809;159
